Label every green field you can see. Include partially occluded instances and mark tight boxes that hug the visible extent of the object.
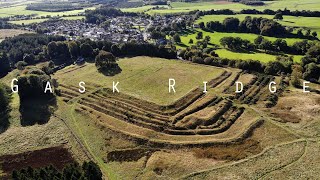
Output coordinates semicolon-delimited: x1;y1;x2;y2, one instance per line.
9;18;49;25
197;14;320;36
54;56;225;105
0;5;95;18
9;16;85;25
123;0;320;15
177;29;304;62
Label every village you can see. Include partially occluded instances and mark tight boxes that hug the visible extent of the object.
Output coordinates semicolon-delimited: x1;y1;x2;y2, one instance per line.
23;14;187;44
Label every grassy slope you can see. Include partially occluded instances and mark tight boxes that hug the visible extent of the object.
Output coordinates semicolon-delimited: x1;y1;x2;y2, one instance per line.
54;56;225;105
0;29;34;39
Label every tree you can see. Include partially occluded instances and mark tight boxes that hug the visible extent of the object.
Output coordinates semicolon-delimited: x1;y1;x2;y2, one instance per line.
95;51;117;70
0;83;11;129
306;45;320;58
80;43;93;58
16;61;27;70
0;53;10;75
68;41;79;59
297;29;303;37
204;57;213;65
199;22;205;29
312;31;318;38
196;32;203;39
273;39;288;52
303;63;320;81
189;39;194;44
264;61;286;75
223;17;240;32
254;35;264;45
204;36;211;43
291;65;303;87
173;34;181;43
23;54;35;65
259;39;273;52
273;13;283;20
305;29;311;36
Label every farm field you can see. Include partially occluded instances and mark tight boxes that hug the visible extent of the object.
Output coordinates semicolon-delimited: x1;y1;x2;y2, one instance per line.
0;29;33;39
177;29;304;62
196;14;320;35
9;16;85;25
0;5;95;18
123;0;320;14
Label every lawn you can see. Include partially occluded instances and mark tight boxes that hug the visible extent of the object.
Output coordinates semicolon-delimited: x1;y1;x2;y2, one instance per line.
54;56;225;105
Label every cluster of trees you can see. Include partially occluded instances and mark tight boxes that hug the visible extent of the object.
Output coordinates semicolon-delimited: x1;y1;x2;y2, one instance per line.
0;19;14;29
0;34;65;74
0;83;11;131
299;44;320;83
220;37;254;51
85;7;138;24
45;40;176;64
240;0;265;6
12;161;102;180
203;16;287;37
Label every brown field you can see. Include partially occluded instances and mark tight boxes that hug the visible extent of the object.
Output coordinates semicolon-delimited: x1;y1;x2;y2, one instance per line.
0;146;75;178
0;29;33;39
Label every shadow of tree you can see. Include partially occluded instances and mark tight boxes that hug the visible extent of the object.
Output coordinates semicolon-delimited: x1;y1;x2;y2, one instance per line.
99;65;122;77
19;97;57;126
0;111;10;134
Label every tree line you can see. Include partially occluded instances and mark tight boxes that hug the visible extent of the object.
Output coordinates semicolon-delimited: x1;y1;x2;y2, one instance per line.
12;161;102;180
0;34;65;75
202;16;294;37
194;8;320;18
219;36;316;56
0;34;177;76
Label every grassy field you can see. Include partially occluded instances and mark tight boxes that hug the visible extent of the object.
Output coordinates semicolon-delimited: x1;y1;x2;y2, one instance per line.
0;5;95;18
197;14;320;36
177;29;304;62
9;16;85;25
9;18;49;25
54;56;225;105
123;0;320;15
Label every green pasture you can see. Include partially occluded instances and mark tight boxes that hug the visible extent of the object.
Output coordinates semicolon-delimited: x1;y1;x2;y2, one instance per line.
196;14;320;35
177;29;304;62
54;56;225;105
0;5;95;18
123;0;320;14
